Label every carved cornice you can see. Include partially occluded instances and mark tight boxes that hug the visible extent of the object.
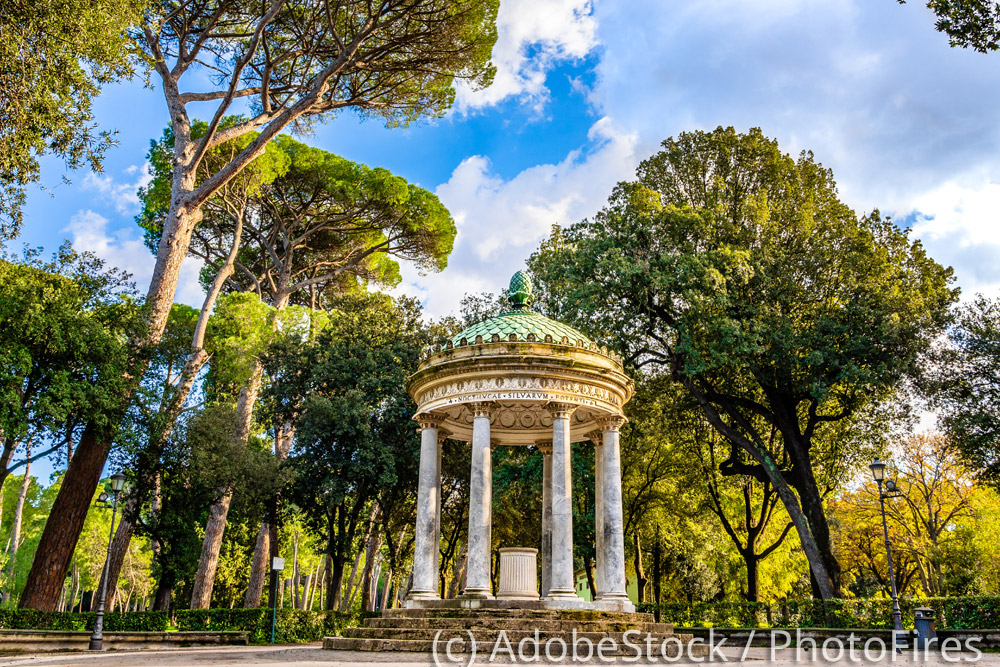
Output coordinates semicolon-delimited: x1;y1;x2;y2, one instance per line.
415;375;625;410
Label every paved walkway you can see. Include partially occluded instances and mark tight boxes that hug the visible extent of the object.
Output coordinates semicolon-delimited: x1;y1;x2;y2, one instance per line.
0;645;996;667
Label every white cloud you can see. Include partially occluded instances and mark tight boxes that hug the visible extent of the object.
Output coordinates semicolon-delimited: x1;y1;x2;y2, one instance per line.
407;0;1000;317
904;178;1000;299
395;118;637;317
64;210;206;308
455;0;598;110
82;163;153;215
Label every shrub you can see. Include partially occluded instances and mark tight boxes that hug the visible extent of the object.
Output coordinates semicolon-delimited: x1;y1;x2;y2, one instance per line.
639;596;1000;629
0;610;168;632
174;608;363;644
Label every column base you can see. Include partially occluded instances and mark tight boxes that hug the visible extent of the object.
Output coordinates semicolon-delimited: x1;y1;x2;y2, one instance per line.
404;590;440;606
597;592;636;613
459;589;495;600
544;588;580;600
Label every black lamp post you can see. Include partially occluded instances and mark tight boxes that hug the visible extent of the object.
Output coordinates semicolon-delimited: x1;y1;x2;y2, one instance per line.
89;473;126;651
870;458;904;651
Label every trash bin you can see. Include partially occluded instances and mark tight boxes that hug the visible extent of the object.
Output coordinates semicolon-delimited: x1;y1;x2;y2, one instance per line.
914;607;937;650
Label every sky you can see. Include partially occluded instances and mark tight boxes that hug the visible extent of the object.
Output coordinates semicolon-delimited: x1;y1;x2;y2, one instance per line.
13;0;1000;321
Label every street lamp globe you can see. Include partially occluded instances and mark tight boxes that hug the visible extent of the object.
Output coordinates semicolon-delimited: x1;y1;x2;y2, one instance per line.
109;473;126;493
870;458;886;483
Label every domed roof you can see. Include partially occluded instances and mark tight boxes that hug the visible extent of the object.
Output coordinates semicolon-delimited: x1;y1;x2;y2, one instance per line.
451;272;594;347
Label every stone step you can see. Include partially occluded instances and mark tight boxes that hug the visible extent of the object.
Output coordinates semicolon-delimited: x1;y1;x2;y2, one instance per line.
325;634;709;657
342;627;693;644
365;617;674;633
383;607;653;623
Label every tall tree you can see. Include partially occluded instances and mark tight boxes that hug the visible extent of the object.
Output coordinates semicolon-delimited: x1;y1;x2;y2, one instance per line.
925;295;1000;488
267;292;426;610
139;131;455;608
0;0;145;237
0;245;137;491
529;127;958;599
22;0;496;608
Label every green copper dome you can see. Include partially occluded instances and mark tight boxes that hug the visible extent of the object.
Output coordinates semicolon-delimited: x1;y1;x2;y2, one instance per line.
451;272;594;347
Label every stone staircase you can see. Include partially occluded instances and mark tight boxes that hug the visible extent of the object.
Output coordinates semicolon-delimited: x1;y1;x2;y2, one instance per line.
324;607;710;657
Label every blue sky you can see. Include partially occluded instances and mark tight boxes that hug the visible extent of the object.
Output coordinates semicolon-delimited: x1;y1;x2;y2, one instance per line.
13;0;1000;319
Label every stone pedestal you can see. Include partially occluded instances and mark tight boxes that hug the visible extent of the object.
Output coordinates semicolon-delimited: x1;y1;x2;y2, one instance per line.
496;548;539;600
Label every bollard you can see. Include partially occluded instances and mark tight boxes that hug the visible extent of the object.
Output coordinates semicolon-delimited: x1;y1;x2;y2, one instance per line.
914;606;937;650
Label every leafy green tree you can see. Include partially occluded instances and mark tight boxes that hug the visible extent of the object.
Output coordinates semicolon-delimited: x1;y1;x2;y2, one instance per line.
900;0;1000;52
0;0;145;237
24;0;497;611
267;292;426;609
925;295;1000;487
0;244;137;491
529;127;958;599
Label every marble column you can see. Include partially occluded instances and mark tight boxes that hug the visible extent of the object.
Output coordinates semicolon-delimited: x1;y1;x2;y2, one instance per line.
434;432;444;594
462;402;496;598
590;431;606;598
597;416;630;603
407;414;445;600
546;402;579;599
538;442;553;597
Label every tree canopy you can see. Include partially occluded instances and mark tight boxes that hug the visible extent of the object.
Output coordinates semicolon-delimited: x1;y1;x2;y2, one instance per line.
925;295;1000;488
0;0;145;237
529;126;958;599
900;0;1000;52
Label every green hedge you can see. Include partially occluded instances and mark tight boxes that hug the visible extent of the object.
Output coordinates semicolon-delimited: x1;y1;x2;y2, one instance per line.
0;610;168;632
174;608;364;644
638;596;1000;630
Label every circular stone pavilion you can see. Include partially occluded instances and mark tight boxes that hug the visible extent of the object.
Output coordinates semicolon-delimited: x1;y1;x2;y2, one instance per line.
405;271;635;612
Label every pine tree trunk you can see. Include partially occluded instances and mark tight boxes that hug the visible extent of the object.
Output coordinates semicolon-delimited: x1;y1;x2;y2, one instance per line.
652;528;663;606
340;507;377;611
68;563;79;612
448;545;466;599
96;496;138;611
633;530;647;604
189;491;233;609
244;522;270;608
189;363;263;608
584;555;596;600
19;197;202;611
379;568;393;610
301;572;312;611
360;530;381;612
244;422;295;608
153;571;173;611
9;455;30;564
291;534;300;610
327;553;346;611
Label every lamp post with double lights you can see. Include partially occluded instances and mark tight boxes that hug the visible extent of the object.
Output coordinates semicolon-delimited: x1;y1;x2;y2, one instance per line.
870;458;905;650
89;473;126;651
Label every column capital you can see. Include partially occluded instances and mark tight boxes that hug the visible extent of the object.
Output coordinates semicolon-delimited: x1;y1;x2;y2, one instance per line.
535;440;553;454
586;430;604;445
597;415;627;432
467;401;498;419
416;412;448;431
545;401;578;419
